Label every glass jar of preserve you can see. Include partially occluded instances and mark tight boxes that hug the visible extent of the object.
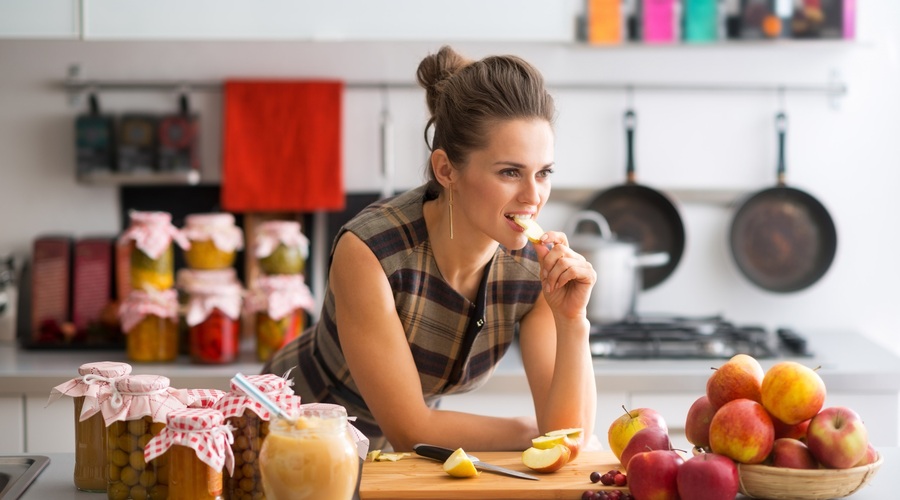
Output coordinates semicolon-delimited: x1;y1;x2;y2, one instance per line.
119;211;190;291
184;277;243;364
245;274;315;363
119;289;179;362
182;213;244;270
259;406;361;500
214;374;300;500
254;221;309;275
98;374;192;500
185;389;226;409
48;361;133;492
144;408;235;500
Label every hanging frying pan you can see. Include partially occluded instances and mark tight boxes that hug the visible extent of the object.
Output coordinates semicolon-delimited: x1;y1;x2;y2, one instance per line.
585;110;685;290
729;112;837;293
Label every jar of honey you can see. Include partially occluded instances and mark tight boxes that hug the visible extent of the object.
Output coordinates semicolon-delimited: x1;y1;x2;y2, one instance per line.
182;213;244;270
244;274;315;362
48;361;133;492
183;276;243;364
253;221;309;275
118;211;190;291
144;408;235;500
119;289;179;363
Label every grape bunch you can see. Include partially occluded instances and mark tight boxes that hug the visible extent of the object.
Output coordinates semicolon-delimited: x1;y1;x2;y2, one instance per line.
583;469;632;500
580;490;634;500
590;469;627;487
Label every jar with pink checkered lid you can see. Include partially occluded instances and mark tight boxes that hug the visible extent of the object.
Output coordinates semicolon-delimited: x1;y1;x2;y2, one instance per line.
119;288;179;363
182;213;244;270
47;361;133;492
97;374;193;500
213;373;301;500
244;274;315;363
254;221;309;275
144;408;236;500
185;389;227;409
119;210;190;291
183;275;243;364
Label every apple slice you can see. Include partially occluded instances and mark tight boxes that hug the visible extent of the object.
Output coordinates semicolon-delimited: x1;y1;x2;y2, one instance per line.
512;216;544;243
522;444;571;473
545;427;584;462
442;448;480;478
532;434;566;450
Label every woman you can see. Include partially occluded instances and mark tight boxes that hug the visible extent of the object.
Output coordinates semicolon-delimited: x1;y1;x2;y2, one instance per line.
264;46;597;452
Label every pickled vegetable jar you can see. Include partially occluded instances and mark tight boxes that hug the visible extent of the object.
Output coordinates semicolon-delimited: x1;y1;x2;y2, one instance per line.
244;274;314;363
118;211;190;291
119;289;179;363
184;277;243;364
253;221;309;275
182;213;244;270
144;408;235;500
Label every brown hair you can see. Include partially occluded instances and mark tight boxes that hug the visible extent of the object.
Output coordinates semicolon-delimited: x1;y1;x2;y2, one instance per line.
416;46;555;192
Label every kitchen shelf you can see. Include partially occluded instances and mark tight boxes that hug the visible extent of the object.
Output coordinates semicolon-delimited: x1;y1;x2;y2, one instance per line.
76;169;200;186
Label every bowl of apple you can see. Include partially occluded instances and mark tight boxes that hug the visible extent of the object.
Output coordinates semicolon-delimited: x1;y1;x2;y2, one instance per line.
737;451;882;500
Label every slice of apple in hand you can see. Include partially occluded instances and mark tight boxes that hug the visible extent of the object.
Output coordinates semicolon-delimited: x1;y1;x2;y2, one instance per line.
513;216;545;243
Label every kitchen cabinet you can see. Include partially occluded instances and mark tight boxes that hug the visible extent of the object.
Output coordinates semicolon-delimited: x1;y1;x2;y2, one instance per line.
0;396;25;454
26;395;74;454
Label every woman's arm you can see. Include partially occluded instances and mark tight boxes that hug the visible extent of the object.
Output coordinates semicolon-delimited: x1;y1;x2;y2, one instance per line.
331;232;540;451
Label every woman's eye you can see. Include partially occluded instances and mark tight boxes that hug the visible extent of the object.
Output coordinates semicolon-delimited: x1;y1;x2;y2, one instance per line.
501;169;520;178
538;168;554;178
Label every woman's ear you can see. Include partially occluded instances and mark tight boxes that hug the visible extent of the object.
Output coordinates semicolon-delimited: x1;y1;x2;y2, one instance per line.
431;149;454;188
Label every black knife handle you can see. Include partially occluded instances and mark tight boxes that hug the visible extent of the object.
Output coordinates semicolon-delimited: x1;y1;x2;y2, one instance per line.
413;443;454;462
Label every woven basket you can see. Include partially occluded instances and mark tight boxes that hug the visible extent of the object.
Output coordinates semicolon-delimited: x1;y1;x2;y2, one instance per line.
737;453;883;500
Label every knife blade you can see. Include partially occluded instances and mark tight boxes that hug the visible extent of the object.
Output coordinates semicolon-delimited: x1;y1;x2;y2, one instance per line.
413;444;540;481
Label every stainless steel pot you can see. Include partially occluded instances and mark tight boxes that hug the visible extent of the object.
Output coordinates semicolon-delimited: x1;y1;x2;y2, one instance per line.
567;211;669;324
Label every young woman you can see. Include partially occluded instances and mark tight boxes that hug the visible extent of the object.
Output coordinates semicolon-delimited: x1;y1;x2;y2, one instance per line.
264;46;597;452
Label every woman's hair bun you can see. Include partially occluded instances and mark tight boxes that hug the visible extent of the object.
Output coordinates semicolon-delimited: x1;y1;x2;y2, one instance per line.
416;46;472;115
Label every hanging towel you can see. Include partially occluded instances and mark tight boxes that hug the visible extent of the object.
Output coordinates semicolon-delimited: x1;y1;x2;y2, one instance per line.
222;80;345;212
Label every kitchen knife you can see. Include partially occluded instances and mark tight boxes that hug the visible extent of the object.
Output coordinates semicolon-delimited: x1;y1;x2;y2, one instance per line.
413;444;540;481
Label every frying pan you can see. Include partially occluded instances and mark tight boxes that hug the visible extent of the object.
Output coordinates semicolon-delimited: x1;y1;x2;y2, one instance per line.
729;112;837;293
585;110;685;290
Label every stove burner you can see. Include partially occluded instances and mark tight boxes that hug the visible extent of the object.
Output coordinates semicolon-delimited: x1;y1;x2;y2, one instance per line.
589;314;811;359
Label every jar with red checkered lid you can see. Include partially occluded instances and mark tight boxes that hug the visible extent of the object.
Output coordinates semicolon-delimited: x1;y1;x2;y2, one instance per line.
119;210;190;291
254;221;309;275
213;373;301;500
244;274;315;363
144;408;235;500
119;288;179;363
182;213;244;270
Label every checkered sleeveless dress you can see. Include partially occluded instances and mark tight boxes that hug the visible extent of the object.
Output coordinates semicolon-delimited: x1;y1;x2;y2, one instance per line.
263;184;542;449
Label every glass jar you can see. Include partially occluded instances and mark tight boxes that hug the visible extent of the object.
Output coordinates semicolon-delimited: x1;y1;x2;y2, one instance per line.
182;213;244;270
120;289;180;363
255;310;303;363
259;407;359;500
118;211;189;291
254;221;308;275
245;274;314;363
130;241;174;291
183;276;243;364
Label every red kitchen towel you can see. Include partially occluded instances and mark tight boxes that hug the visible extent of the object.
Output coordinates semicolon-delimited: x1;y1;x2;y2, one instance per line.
222;80;345;212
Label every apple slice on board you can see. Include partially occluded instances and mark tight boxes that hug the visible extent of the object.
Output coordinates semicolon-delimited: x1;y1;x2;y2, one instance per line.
522;444;570;473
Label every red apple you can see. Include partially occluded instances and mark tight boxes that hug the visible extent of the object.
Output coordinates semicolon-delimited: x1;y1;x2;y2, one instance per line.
761;361;826;425
773;416;811;442
706;354;764;409
709;398;774;464
521;444;570;473
627;449;684;500
807;406;869;469
771;438;818;469
619;426;672;470
685;395;717;449
676;452;739;500
854;442;879;467
607;406;668;461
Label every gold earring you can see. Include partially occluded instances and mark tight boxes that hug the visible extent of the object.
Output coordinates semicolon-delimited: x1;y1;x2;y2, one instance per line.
448;185;454;240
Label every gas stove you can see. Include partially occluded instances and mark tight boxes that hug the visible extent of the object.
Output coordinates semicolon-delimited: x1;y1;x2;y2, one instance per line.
589;314;812;360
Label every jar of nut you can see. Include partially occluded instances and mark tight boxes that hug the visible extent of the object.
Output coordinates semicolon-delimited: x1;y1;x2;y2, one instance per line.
244;274;315;363
182;213;244;270
97;374;193;500
214;374;302;500
48;361;133;492
119;289;180;363
253;221;309;276
144;408;235;500
185;389;226;409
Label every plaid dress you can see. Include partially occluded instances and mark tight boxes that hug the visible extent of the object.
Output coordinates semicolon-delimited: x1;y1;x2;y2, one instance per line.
263;184;543;449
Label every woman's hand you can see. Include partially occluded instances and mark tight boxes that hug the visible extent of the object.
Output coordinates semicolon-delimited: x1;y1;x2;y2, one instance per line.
531;231;596;320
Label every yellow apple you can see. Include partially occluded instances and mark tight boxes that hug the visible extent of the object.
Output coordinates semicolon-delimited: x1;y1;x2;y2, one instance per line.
544;427;583;462
522;444;570;473
607;406;668;461
761;361;826;425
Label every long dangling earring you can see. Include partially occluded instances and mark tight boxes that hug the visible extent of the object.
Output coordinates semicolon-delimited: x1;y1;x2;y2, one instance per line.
448;184;454;240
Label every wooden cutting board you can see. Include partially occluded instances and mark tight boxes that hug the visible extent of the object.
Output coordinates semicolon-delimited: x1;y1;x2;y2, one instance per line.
360;451;625;499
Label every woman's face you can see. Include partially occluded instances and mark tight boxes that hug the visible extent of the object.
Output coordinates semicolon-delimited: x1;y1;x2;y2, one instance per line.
454;118;554;249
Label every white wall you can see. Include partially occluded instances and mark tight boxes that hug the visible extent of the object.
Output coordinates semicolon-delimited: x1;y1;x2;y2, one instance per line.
2;4;899;355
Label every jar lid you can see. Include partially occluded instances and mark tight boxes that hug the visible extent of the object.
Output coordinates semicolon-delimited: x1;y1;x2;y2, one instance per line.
184;284;243;326
244;274;315;320
215;373;300;420
186;389;227;409
253;220;309;259
47;361;134;415
144;408;235;475
183;213;244;252
119;288;179;333
98;374;192;425
119;209;191;257
185;213;235;228
177;268;239;289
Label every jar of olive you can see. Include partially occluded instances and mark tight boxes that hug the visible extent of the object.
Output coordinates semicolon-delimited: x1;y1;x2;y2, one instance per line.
119;289;179;363
97;374;192;500
145;408;235;500
244;274;314;363
182;213;244;270
214;374;301;500
118;210;190;291
253;221;308;275
48;361;133;492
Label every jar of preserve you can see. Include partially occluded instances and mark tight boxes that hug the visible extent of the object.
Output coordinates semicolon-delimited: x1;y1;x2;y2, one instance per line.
184;277;243;364
144;408;235;500
245;274;315;363
119;289;179;362
97;374;192;500
259;405;368;500
48;361;133;492
214;374;301;500
182;213;244;270
119;210;190;291
185;389;226;409
254;221;309;275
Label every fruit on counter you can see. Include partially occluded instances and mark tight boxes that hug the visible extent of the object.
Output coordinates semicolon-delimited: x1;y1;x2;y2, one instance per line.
522;444;571;473
770;437;818;469
512;215;545;243
625;449;684;500
806;406;869;469
708;398;774;464
773;416;811;441
619;427;672;471
854;442;879;467
706;353;764;408
582;490;634;500
761;361;826;425
607;406;667;461
675;452;739;500
544;427;584;461
684;394;716;449
442;448;480;478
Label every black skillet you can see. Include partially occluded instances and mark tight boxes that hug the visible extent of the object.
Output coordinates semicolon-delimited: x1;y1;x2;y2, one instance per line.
729;112;837;293
586;110;686;290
